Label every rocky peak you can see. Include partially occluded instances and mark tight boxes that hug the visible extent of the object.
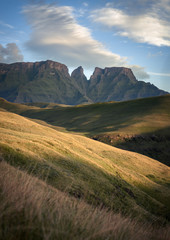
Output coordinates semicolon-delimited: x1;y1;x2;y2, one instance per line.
71;66;85;79
90;67;104;80
105;67;136;81
71;66;88;96
89;67;137;83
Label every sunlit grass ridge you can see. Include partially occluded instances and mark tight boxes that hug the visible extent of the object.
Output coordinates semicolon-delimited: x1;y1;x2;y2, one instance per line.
0;110;169;223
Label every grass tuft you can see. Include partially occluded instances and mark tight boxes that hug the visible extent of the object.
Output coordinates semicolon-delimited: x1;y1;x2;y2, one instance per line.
0;161;170;240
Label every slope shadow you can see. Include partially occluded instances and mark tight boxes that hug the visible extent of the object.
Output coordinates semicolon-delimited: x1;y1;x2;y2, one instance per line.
21;95;170;135
92;127;170;167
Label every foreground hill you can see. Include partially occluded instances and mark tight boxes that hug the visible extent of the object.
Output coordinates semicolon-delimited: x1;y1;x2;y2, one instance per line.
0;60;168;104
1;95;169;165
1;161;169;240
0;109;170;224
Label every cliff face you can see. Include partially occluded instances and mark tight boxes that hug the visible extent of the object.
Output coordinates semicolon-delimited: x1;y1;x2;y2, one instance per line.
87;67;167;102
0;60;168;104
87;67;137;102
0;61;89;104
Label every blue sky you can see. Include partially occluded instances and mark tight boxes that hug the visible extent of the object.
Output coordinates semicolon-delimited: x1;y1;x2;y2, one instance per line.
0;0;170;92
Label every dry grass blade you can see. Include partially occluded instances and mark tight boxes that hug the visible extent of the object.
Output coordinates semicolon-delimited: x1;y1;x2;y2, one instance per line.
0;161;169;240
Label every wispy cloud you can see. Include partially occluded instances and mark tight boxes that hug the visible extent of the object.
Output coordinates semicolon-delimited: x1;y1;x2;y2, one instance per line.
22;4;126;67
83;2;88;7
0;43;23;63
131;65;149;80
149;72;170;77
148;51;163;58
104;0;170;17
0;20;14;29
22;3;149;79
90;3;170;47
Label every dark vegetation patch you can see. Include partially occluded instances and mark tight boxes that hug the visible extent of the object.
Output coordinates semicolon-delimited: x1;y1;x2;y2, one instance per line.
92;134;170;166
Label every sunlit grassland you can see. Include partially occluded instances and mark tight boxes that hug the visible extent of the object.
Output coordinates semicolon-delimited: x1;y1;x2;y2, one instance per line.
0;110;170;223
1;94;168;166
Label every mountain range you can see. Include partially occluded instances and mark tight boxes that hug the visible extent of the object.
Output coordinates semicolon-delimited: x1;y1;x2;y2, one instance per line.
0;60;168;104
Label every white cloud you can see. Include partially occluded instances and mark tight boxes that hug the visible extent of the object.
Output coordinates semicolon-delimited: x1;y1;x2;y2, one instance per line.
0;43;23;63
22;4;149;79
23;4;127;67
149;72;170;77
91;7;170;46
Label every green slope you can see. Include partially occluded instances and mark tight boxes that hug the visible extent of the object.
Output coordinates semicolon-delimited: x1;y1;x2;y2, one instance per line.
1;95;170;135
0;95;170;165
0;110;170;223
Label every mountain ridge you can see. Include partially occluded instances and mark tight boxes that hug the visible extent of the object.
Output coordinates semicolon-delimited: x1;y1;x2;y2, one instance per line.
0;60;168;104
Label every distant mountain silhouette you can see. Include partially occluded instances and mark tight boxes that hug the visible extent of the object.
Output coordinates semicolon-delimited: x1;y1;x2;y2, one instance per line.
0;60;168;104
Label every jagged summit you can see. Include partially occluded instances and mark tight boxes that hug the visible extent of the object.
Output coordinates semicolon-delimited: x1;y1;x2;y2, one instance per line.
0;60;168;104
71;66;88;96
71;66;84;78
91;67;104;78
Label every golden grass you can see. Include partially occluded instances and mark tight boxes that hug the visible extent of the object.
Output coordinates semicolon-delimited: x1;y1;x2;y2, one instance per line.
0;161;170;240
0;110;170;222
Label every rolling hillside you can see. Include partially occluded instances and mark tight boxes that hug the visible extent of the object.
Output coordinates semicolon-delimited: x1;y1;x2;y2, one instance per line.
1;95;169;135
0;95;170;165
1;161;169;240
0;109;170;223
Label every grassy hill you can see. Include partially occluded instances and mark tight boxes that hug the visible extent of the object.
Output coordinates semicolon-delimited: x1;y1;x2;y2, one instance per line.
1;161;170;240
1;95;169;135
0;109;170;222
0;98;170;239
0;95;170;165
